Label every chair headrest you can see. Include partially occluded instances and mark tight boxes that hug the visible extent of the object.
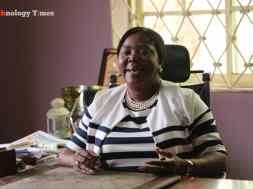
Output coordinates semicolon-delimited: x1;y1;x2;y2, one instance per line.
160;44;190;83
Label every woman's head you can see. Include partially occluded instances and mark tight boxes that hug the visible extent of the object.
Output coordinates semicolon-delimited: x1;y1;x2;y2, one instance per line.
117;27;166;88
117;27;166;65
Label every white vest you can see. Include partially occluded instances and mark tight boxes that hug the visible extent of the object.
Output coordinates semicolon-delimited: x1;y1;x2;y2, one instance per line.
86;80;208;155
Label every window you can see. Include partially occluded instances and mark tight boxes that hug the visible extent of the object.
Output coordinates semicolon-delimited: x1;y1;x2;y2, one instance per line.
110;0;253;89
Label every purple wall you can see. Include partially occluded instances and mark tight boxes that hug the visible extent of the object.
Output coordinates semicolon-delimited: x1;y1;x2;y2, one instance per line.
211;91;253;180
0;0;112;142
1;0;252;181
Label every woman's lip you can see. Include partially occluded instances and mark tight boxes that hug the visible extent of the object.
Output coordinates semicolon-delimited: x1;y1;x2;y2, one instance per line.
124;69;143;77
125;68;143;72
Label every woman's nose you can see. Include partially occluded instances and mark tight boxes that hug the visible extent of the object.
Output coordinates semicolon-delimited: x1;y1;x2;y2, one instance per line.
128;50;140;61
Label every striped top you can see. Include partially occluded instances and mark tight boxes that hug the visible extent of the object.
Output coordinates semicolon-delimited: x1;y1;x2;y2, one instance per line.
66;81;227;171
101;104;158;171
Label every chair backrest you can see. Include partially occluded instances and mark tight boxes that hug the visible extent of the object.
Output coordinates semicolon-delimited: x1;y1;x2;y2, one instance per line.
84;45;210;107
160;44;190;83
161;44;210;107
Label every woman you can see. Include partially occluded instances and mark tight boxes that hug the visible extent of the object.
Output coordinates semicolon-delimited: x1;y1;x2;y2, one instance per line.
59;27;227;177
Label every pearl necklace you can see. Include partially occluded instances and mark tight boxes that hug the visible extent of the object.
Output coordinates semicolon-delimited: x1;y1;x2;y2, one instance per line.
125;91;158;111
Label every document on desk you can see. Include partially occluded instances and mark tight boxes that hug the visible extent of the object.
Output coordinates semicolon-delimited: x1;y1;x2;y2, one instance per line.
5;130;67;152
0;167;181;189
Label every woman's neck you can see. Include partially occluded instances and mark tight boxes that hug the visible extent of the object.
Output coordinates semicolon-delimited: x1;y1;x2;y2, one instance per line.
127;79;161;102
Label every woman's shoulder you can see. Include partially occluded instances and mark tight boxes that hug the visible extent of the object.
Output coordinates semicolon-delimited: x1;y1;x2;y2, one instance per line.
91;84;126;104
87;84;126;114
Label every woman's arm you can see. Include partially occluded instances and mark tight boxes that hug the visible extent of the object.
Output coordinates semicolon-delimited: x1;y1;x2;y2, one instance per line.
187;151;227;177
142;151;227;178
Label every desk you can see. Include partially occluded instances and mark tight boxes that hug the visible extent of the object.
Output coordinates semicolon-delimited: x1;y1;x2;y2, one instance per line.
169;177;253;189
0;164;253;189
0;164;172;189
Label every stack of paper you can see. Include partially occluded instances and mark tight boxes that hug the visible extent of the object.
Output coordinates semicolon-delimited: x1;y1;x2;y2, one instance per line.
2;130;68;153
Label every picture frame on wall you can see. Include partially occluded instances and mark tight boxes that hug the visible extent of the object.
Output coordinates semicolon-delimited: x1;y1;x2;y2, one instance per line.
97;48;124;87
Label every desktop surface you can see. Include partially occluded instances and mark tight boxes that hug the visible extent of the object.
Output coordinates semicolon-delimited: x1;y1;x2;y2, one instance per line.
1;164;253;189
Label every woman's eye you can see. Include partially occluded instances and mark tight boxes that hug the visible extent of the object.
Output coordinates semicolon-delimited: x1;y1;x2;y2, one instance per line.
139;47;153;57
139;48;150;56
120;49;131;56
119;45;155;58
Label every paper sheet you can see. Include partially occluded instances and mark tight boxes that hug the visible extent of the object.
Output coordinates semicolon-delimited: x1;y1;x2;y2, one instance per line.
2;131;68;152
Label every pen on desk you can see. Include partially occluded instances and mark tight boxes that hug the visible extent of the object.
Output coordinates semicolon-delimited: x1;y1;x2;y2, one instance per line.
68;94;83;133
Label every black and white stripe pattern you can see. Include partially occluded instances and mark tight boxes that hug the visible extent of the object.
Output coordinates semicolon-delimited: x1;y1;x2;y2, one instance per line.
66;81;227;170
67;104;226;170
101;108;158;171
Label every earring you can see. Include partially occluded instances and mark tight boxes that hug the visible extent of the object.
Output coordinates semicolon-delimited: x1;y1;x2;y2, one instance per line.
159;65;163;73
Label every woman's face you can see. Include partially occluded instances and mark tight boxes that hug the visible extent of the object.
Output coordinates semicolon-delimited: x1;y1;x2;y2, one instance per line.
117;33;160;88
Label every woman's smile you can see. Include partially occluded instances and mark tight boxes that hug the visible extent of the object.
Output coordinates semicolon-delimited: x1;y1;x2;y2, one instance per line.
125;67;144;74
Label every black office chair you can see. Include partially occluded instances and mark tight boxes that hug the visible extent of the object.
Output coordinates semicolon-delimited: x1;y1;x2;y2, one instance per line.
84;45;210;107
161;44;210;107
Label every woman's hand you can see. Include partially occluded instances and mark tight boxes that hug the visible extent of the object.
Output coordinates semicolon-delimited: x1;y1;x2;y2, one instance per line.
73;150;102;175
139;149;188;175
139;149;227;178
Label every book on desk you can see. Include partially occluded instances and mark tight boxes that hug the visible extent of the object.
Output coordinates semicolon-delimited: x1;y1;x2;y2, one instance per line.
0;130;67;177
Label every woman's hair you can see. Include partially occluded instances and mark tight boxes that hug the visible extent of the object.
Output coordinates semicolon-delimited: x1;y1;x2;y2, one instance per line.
117;27;166;65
